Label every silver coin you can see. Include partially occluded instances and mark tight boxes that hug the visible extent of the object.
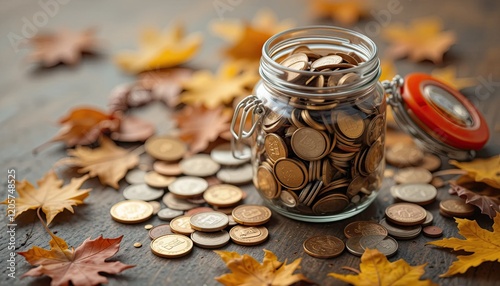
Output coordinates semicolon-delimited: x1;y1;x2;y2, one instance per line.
179;154;221;177
393;183;437;205
394;167;433;184
216;164;253;185
125;169;146;184
422;210;434;227
379;218;422;240
359;235;386;249
189;211;229;232
190;230;230;249
345;236;364;256
210;143;251;166
168;176;208;198
162;193;200;211
123;184;164;201
360;235;398;257
157;208;184;221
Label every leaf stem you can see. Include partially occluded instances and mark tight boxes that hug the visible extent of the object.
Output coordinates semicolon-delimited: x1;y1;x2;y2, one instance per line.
36;208;73;261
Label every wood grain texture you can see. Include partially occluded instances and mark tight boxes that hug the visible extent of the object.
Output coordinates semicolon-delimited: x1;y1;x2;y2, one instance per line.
0;0;499;285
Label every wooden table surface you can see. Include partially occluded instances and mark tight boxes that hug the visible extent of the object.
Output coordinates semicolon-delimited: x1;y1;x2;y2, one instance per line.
1;0;499;285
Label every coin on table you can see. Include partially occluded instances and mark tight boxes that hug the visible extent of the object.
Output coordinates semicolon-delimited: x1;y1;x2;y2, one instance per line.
149;224;172;240
125;169;146;184
153;161;183;176
280;189;299;208
423;226;443;238
144;171;175;188
110;200;153;224
185;207;214;217
203;184;244;208
360;235;398;257
123;184;165;201
385;143;424;167
422;210;434;226
150;234;193;258
170;216;195;235
418;153;442;172
145;136;187;161
231;205;272;226
378;218;421;240
162;193;200;211
257;164;281;199
179;154;220;177
273;158;308;190
336;111;365;140
210;143;250;166
157;207;184;221
191;230;230;249
148;201;161;215
216;164;253;185
264;133;288;162
346;236;364;256
189;211;229;232
385;203;427;226
312;193;349;215
168;176;208;199
303;235;345;258
439;199;475;218
291;127;328;161
344;221;388;239
392;183;437;205
394;167;433;184
229;225;269;246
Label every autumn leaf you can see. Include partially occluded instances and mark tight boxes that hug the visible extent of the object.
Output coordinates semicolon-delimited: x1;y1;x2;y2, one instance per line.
214;249;310;286
1;171;90;225
180;61;259;108
138;68;193;107
110;115;155;142
431;66;476;90
108;84;155;113
211;9;294;61
450;155;500;188
19;234;134;286
311;0;368;26
329;248;437;286
382;18;456;64
57;137;140;189
449;183;499;219
28;28;99;67
175;105;230;155
115;24;202;73
427;213;500;277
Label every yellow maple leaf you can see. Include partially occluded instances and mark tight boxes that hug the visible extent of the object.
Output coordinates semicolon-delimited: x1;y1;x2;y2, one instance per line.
329;248;437;286
57;137;140;189
1;171;90;225
115;24;202;73
180;60;259;108
450;155;500;189
380;60;397;82
214;249;310;286
431;66;476;90
382;18;456;64
427;213;500;277
211;9;294;61
311;0;368;26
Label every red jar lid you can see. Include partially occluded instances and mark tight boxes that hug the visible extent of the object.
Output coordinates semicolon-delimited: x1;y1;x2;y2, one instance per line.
401;73;489;150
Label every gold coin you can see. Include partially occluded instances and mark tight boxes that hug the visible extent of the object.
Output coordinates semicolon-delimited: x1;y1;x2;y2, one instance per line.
150;234;193;258
439;199;475;218
144;224;153;230
153;161;183;176
144;171;175;188
365;114;384;145
394;167;433;184
257;165;281;199
147;201;161;215
273;158;308;190
303;235;345;258
336;111;365;139
364;139;384;173
385;143;424;167
346;175;369;198
337;73;359;85
110;200;153;224
145;136;186;161
133;242;142;248
264;133;288;162
418;153;442;172
311;55;343;70
169;216;195;235
385;203;427;226
229;225;269;246
344;221;388;238
203;184;243;207
231;205;272;226
291;127;328;160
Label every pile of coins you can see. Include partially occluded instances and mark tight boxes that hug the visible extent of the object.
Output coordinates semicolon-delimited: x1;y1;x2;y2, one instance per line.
109;136;272;258
255;47;386;216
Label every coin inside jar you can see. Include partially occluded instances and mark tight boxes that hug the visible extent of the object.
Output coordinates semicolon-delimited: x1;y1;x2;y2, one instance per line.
264;133;288;162
150;234;193;258
257;164;281;199
273;158;308;190
336;110;365;140
231;205;272;226
291;127;329;161
303;235;345;258
110;200;154;224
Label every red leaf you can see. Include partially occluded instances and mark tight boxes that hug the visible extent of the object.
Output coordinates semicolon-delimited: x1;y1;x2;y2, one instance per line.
449;183;500;219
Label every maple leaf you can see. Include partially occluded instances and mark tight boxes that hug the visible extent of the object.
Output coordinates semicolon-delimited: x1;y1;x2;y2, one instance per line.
382;18;456;64
175;105;231;154
311;0;368;26
57;137;140;189
1;171;90;225
329;248;437;286
450;155;500;189
214;249;310;286
431;66;476;90
211;9;294;61
380;60;397;82
28;28;99;67
19;234;134;286
115;24;202;73
180;61;259;108
449;183;499;219
427;213;500;277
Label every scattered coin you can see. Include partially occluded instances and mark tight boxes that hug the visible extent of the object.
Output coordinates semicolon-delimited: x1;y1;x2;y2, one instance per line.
423;226;443;238
157;207;184;221
123;184;164;201
189;211;229;232
211;143;251;166
231;205;272;226
439;199;475;218
418;153;442;172
190;230;230;249
303;235;345;258
144;224;153;230
378;218;422;240
153;161;183;176
150;234;193;258
145;136;187;161
229;225;269;246
168;176;208;199
203;184;244;207
144;171;175;188
180;154;221;177
385;203;427;226
360;235;398;257
392;183;437;205
422;211;434;227
346;236;364;256
227;214;237;226
162;193;200;211
148;201;161;215
110;200;154;224
394;167;433;184
216;164;253;185
185;207;214;217
170;216;195;235
133;242;142;248
344;221;388;239
125;169;146;184
149;224;172;240
385;143;424;167
430;177;445;188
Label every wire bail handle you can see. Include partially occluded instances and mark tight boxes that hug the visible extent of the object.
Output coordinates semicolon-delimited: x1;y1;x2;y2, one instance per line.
230;95;265;159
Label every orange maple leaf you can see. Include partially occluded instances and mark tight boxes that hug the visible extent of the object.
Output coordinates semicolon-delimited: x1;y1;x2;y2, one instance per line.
19;234;134;286
311;0;368;26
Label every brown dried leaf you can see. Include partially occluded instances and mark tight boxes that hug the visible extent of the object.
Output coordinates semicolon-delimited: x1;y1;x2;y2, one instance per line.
449;182;500;219
311;0;368;26
110;115;155;142
28;28;99;67
138;68;193;107
19;234;134;286
108;84;155;113
175;105;230;154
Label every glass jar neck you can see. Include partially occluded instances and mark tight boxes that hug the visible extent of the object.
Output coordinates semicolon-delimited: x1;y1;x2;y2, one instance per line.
259;26;380;101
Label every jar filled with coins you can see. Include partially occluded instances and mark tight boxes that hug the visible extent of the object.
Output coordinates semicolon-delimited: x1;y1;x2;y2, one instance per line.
231;27;386;222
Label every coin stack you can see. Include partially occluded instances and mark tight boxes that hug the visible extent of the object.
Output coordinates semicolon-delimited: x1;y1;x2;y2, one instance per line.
110;136;273;258
255;46;386;216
